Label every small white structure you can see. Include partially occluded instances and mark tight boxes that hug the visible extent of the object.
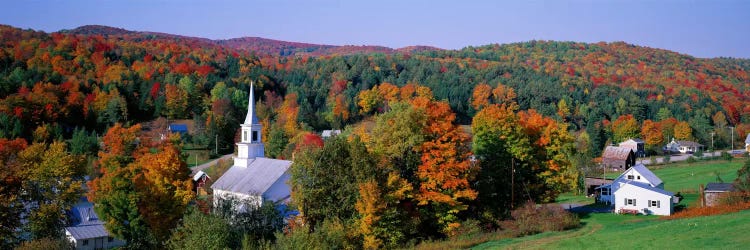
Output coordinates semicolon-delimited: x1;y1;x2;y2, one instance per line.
65;200;126;250
321;130;341;139
664;138;704;154
211;82;293;210
597;164;674;215
745;134;750;153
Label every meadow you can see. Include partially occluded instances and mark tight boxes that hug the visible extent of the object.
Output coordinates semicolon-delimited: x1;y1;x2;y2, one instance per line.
471;159;747;249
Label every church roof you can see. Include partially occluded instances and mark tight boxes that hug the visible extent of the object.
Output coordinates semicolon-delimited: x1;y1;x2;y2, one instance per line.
244;82;260;125
211;157;292;196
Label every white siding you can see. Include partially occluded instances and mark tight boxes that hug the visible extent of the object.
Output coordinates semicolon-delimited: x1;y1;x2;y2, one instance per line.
614;184;673;216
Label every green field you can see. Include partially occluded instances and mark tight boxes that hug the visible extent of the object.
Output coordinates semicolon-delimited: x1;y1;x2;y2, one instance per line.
474;209;750;249
474;160;747;249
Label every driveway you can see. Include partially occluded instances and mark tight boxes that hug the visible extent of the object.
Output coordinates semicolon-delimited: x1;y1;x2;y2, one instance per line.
191;153;233;175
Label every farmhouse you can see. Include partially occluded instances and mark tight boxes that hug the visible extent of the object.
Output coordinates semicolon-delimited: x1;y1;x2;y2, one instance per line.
601;146;636;171
745;134;750;152
597;164;674;215
664;138;704;154
192;170;210;195
619;138;645;158
211;83;293;210
704;182;735;207
65;200;126;250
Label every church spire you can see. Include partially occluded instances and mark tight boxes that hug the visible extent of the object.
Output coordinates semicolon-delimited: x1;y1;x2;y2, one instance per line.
244;81;259;125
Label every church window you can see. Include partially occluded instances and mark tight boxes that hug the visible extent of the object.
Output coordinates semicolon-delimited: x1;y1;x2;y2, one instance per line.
252;131;258;142
243;131;247;142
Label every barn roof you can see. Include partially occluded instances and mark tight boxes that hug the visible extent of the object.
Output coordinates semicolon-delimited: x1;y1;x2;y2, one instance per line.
602;146;633;160
211;157;292;196
705;182;735;192
169;124;188;133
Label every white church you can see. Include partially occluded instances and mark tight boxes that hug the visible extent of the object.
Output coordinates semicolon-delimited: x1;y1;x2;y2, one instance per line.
211;83;293;210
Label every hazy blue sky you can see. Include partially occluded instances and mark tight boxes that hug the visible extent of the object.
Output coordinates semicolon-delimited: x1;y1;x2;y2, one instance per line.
2;0;748;58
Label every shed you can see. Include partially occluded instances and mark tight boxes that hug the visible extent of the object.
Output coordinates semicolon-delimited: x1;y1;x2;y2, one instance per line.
704;183;735;207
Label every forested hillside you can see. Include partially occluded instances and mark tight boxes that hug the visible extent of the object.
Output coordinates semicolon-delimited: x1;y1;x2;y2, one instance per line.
2;23;750;248
1;24;749;157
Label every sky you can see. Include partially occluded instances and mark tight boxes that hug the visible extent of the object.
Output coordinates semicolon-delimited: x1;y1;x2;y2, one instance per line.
2;0;749;58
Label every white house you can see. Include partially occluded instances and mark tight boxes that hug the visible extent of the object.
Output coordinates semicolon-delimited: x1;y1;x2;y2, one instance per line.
597;163;674;215
664;138;704;154
211;83;293;210
745;134;750;153
65;200;126;250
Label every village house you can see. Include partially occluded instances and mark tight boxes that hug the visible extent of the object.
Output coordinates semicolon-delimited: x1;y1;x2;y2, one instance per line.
321;129;341;139
664;138;704;154
597;164;675;216
192;170;210;196
619;138;645;158
65;199;126;250
704;183;735;207
745;134;750;153
211;83;293;210
601;146;636;171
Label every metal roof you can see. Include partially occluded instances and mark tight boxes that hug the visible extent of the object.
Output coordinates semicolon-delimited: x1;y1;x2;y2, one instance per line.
192;170;209;181
169;124;188;132
629;164;663;187
705;182;735;192
745;134;750;144
65;202;112;240
211;157;292;196
676;140;703;147
602;146;633;160
620;138;644;144
617;180;674;197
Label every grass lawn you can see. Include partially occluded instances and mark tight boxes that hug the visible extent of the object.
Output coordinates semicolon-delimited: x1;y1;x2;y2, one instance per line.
649;160;742;193
185;149;212;167
474;209;750;249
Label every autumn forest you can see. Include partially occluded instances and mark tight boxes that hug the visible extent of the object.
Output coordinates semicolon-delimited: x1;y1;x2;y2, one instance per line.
1;24;749;248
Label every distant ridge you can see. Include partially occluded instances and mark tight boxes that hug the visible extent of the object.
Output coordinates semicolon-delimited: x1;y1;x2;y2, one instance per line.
58;25;443;56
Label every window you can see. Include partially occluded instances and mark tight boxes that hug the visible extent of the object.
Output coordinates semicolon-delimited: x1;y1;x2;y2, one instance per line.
637;176;641;180
252;131;258;142
625;198;636;206
650;200;658;207
601;188;609;195
243;131;247;142
83;239;89;246
627;175;634;180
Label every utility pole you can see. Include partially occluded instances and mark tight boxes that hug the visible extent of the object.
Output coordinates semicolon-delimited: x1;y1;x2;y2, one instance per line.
730;126;735;151
511;157;515;208
215;134;218;155
711;132;715;152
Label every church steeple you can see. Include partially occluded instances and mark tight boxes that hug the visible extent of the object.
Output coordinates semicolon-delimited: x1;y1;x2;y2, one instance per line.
235;81;264;167
244;82;260;125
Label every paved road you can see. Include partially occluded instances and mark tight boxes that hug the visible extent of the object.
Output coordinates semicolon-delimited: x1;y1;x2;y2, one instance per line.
191;154;233;175
638;151;724;165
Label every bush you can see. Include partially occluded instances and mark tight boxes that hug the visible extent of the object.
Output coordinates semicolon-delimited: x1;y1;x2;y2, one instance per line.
722;151;733;161
499;202;580;236
16;237;73;250
663;154;671;164
686;156;697;163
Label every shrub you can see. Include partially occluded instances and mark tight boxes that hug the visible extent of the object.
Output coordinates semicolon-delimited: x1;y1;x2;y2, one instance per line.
663;154;671;164
686;156;697;163
499;202;580;236
694;149;704;157
722;151;733;161
16;237;73;250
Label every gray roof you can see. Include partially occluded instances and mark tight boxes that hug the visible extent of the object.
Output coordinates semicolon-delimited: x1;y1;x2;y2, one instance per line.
321;130;341;137
676;140;703;147
193;170;209;181
623;180;674;197
620;138;644;144
211;157;292;196
602;146;633;160
630;164;663;187
745;134;750;144
65;202;111;240
705;182;735;192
